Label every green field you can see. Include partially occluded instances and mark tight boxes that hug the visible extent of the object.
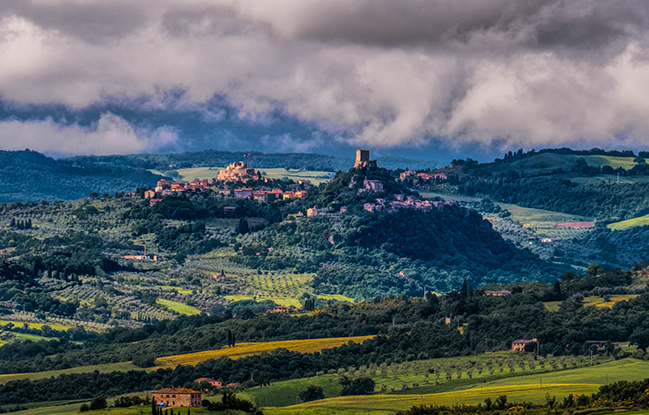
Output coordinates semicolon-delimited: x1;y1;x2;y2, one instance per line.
0;320;73;331
497;203;590;223
269;358;649;414
242;352;611;408
544;295;638;312
168;166;334;185
418;192;589;223
608;213;649;230
0;362;141;384
156;298;201;316
579;155;637;169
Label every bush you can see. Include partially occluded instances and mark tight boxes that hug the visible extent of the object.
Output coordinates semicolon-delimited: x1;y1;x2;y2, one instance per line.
299;385;325;402
340;377;375;396
79;403;89;412
89;396;107;410
132;354;157;368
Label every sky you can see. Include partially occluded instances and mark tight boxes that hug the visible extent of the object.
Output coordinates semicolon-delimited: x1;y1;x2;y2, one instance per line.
1;0;649;161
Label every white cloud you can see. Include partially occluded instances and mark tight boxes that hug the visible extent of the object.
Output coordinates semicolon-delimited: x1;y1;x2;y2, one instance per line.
1;1;649;152
0;113;176;155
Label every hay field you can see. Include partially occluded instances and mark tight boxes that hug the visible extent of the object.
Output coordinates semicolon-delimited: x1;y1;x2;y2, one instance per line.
154;336;374;368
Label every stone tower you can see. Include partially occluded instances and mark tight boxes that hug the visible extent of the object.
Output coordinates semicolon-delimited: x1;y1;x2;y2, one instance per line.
354;149;370;168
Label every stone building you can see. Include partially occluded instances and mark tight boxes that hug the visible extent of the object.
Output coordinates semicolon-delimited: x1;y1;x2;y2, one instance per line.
217;161;259;182
152;387;202;408
510;338;537;352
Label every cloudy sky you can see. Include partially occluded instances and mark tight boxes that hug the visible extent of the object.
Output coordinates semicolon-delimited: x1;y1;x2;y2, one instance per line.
1;0;649;160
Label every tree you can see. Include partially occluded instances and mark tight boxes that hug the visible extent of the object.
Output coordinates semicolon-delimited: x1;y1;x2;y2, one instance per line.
79;403;89;412
460;279;468;297
236;218;249;235
299;385;325;402
340;377;375;396
132;354;157;368
89;396;107;410
629;328;649;351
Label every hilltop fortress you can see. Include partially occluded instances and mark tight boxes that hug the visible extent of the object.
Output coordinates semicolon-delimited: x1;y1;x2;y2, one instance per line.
354;149;377;168
216;161;260;183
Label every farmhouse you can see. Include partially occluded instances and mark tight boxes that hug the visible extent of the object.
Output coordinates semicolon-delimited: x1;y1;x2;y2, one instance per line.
511;338;537;352
152;387;202;408
484;290;512;297
195;378;222;388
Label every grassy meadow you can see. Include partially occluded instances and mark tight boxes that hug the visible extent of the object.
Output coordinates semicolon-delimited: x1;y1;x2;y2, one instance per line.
608;213;649;230
156;298;201;316
497;203;590;223
544;295;639;312
171;167;334;185
579;155;637;169
265;358;649;414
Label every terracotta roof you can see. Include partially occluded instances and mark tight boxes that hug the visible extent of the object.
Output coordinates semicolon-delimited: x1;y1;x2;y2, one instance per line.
153;387;200;394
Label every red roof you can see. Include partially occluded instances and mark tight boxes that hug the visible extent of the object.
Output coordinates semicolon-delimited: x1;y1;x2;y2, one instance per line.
152;387;199;394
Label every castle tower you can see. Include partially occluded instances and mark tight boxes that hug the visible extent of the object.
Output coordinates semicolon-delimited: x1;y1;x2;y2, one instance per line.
355;149;370;168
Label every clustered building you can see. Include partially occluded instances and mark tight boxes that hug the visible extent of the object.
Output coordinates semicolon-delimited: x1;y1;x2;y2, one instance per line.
363;195;455;213
400;169;448;181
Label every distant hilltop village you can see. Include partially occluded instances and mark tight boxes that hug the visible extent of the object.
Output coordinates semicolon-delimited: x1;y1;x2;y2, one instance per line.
216;161;260;182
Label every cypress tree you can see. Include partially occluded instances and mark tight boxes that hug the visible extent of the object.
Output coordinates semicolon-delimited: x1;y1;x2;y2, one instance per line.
460;279;468;297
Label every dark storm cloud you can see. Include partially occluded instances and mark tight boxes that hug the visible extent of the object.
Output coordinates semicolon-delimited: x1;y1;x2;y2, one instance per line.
276;0;649;52
0;0;149;44
1;0;649;154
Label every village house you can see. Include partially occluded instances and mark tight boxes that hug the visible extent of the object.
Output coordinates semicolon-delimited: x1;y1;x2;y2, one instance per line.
511;338;537;352
171;182;186;192
144;190;155;199
223;206;236;215
149;198;163;207
359;178;384;194
267;305;291;314
218;188;232;196
252;190;267;201
399;169;417;180
282;191;295;199
152;387;202;408
234;188;253;199
194;378;222;388
306;206;318;217
484;290;512;296
267;188;283;199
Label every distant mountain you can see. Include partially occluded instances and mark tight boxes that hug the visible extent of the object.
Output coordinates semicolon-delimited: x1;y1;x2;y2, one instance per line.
0;150;163;203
